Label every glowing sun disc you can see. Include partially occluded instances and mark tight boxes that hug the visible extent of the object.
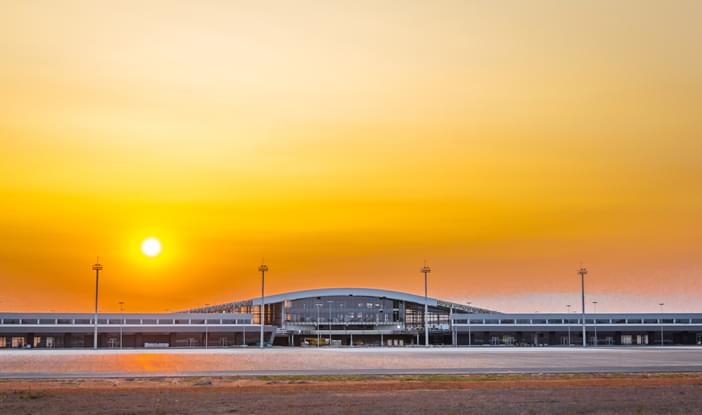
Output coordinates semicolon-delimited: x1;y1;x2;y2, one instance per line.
141;237;162;257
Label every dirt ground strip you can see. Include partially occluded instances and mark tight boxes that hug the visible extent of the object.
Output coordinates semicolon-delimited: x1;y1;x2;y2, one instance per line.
2;373;702;414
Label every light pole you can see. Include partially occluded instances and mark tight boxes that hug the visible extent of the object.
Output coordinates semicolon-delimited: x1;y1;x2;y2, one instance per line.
340;302;348;346
342;304;349;347
315;303;322;347
204;304;210;349
258;262;268;349
467;301;472;347
327;300;333;346
449;305;454;347
118;301;125;349
379;308;384;347
421;262;431;347
578;266;588;347
659;302;664;347
566;304;571;346
592;301;598;346
92;259;103;350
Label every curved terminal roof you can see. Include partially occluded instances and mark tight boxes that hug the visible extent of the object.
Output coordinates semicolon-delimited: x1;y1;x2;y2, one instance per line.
189;287;497;314
253;288;439;306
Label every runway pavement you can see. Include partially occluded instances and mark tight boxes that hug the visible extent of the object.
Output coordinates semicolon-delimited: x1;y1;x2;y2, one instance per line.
1;347;701;379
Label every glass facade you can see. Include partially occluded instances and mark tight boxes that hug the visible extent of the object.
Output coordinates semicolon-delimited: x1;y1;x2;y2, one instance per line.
222;294;456;330
284;296;398;324
223;295;452;330
235;302;282;325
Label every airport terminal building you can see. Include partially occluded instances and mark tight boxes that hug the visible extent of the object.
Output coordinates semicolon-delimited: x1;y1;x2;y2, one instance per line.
2;287;702;348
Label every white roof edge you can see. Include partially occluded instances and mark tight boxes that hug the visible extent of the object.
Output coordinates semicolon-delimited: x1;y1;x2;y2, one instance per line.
249;287;441;306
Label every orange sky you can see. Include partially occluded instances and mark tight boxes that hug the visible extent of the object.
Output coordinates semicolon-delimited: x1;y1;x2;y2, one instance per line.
1;1;701;313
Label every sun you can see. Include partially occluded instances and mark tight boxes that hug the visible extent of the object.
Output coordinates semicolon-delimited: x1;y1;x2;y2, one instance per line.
141;237;162;257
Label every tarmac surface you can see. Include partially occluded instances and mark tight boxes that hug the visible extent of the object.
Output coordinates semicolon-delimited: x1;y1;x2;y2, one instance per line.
1;346;701;379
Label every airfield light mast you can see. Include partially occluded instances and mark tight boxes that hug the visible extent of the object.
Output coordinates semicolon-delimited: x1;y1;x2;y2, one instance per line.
315;303;322;347
659;302;665;347
566;304;572;346
421;262;432;347
259;261;268;349
592;301;598;346
92;259;103;350
119;301;125;349
578;265;588;347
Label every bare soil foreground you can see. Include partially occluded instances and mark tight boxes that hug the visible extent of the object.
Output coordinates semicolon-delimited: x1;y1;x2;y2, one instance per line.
2;373;702;415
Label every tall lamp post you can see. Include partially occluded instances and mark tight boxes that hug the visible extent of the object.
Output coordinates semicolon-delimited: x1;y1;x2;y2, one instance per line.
315;303;322;347
258;262;268;349
421;262;431;347
204;303;210;349
566;304;572;346
467;301;472;347
92;259;103;350
379;308;384;347
592;301;598;347
327;300;334;346
118;301;125;349
659;302;665;347
578;266;588;347
449;305;454;347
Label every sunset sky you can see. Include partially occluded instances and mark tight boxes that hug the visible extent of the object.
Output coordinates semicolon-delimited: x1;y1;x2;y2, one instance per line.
1;1;700;313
